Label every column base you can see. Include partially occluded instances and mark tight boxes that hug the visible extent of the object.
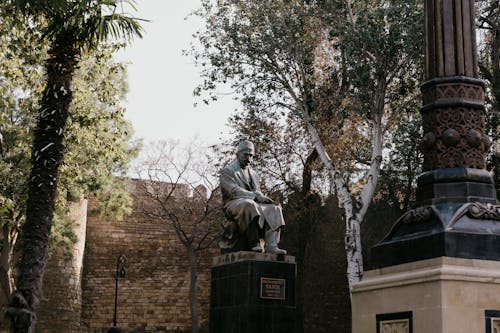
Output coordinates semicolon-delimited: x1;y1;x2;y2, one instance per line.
352;257;500;332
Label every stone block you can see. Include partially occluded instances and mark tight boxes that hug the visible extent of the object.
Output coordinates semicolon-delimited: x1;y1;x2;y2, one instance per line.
352;257;500;333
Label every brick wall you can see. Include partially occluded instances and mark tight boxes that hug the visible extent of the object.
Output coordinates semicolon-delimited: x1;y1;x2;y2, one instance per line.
80;180;218;332
36;198;88;333
34;179;218;333
22;180;398;333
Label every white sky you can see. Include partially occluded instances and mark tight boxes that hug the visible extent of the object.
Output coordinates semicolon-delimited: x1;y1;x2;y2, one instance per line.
115;0;238;147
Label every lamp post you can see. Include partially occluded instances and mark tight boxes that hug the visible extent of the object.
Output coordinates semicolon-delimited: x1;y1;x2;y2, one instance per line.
112;254;127;328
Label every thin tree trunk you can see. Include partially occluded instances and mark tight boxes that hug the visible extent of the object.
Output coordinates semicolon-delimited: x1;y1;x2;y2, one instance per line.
7;33;78;333
301;148;318;195
344;216;363;293
492;16;500;110
476;2;499;196
188;246;199;333
300;100;383;294
300;107;362;290
0;224;17;302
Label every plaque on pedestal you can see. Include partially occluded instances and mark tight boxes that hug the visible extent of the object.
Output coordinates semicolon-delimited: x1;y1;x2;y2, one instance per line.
209;251;297;333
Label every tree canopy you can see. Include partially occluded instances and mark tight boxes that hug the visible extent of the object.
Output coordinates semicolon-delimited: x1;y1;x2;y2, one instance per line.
0;9;138;307
1;1;143;330
191;0;423;292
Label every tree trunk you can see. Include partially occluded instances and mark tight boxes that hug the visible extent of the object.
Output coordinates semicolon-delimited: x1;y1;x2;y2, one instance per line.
0;224;17;302
301;148;318;195
7;33;77;333
344;215;363;293
301;98;383;294
301;108;362;290
492;17;500;199
188;246;199;333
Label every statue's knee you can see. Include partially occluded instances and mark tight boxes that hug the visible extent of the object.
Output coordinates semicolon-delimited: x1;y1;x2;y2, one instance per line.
241;198;256;206
240;199;259;213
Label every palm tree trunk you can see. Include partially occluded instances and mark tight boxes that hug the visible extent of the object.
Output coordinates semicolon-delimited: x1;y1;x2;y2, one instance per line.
7;32;78;333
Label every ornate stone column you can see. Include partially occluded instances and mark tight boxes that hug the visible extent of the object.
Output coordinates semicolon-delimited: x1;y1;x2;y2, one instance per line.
371;0;499;268
351;3;500;332
422;0;486;171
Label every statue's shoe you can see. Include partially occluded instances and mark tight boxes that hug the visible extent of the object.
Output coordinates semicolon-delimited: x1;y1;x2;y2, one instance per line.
251;243;263;252
264;228;286;255
264;246;287;255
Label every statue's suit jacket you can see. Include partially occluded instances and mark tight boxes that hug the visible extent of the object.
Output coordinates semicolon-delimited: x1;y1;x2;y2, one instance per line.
220;159;260;204
219;160;285;248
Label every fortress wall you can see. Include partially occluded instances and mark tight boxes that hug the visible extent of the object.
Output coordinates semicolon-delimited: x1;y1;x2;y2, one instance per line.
36;198;88;333
80;180;217;333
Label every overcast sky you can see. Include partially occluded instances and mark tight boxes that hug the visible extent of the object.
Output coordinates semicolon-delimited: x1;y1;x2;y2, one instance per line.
115;0;238;147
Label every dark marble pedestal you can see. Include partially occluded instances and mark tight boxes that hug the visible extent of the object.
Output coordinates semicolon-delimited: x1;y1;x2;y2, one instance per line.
209;251;297;333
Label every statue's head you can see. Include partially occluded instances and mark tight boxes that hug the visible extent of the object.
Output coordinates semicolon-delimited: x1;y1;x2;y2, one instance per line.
236;140;255;169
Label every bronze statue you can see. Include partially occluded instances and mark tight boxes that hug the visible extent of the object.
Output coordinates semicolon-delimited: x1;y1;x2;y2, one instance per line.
219;140;286;254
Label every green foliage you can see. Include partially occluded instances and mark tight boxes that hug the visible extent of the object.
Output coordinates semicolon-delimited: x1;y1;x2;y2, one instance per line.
7;0;144;50
193;0;314;106
62;45;138;221
47;202;78;260
0;10;45;236
377;111;423;210
0;11;136;261
192;0;424;195
338;0;423;114
89;176;133;220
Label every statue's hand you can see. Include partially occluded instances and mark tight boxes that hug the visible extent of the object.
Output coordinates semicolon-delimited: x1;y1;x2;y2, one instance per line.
255;191;275;204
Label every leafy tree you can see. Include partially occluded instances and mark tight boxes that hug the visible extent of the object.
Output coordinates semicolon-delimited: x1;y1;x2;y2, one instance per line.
376;106;423;212
2;1;143;331
0;7;136;320
227;109;317;196
478;0;500;110
135;140;221;333
0;10;45;304
477;0;500;197
191;0;423;292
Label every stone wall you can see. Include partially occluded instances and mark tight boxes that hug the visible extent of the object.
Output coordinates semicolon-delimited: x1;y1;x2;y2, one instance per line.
36;198;88;333
9;178;400;333
79;180;217;332
33;179;218;333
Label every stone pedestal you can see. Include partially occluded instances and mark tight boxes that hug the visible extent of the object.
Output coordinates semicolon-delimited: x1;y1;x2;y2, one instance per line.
352;257;500;333
209;251;296;333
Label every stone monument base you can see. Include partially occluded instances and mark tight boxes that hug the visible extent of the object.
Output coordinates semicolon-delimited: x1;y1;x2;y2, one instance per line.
209;251;296;333
351;257;500;332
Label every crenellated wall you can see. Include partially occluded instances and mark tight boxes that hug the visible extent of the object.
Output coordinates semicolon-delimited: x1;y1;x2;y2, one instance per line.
34;179;218;333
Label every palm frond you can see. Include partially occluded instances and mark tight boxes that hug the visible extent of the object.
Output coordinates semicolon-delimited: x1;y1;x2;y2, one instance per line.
11;0;146;50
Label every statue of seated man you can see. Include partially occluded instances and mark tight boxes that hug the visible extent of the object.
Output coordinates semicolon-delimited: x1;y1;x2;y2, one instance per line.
219;140;286;254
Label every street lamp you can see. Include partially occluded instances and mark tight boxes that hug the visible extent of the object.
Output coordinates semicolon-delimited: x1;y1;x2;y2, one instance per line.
112;254;127;328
